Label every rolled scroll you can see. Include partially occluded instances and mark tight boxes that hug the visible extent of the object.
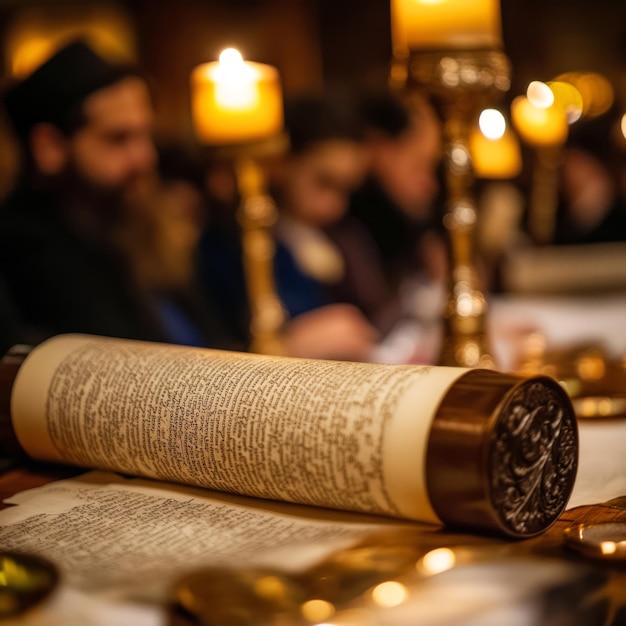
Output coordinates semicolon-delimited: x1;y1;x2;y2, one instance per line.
3;334;577;538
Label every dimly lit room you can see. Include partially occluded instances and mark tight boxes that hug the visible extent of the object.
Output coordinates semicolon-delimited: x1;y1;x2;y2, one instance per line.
0;1;624;624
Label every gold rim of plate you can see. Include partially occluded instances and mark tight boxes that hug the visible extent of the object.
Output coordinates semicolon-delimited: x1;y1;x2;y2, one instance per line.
564;522;626;562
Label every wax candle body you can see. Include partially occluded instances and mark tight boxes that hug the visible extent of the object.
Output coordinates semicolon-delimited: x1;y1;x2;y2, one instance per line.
191;53;283;145
471;128;522;179
511;96;568;148
391;0;502;51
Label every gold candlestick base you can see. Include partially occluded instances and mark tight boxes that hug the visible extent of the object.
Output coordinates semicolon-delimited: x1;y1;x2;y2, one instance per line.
208;136;289;356
439;265;493;368
235;158;287;355
402;48;511;368
235;159;285;355
529;146;563;246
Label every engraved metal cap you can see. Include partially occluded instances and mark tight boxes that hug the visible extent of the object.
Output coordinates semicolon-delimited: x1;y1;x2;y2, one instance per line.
426;370;578;538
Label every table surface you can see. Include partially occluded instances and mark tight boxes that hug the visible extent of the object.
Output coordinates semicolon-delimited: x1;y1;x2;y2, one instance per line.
1;461;625;625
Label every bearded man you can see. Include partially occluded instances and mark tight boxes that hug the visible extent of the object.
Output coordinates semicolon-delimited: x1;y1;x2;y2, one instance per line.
0;41;176;344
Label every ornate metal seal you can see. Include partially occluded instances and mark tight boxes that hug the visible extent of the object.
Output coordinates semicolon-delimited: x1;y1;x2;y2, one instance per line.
489;380;578;536
427;370;578;538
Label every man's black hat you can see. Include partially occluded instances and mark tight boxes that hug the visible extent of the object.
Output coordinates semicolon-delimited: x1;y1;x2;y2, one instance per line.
2;40;132;139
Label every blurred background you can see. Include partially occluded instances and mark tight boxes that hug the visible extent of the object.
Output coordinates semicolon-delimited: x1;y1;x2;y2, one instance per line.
0;0;625;146
2;0;626;380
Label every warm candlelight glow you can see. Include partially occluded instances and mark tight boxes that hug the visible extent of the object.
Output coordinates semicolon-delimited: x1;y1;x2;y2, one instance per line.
548;81;583;124
190;48;283;145
6;6;136;77
526;81;554;110
391;0;502;52
479;108;506;140
600;541;618;555
371;581;409;608
300;599;335;622
554;72;614;119
511;95;569;147
419;547;457;575
471;113;522;179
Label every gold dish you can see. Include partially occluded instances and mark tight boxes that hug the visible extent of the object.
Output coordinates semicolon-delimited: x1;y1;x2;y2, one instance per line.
516;340;626;420
0;552;59;617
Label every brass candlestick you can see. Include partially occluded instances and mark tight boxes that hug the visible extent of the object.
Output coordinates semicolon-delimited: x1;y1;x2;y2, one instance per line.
208;137;288;356
528;146;563;245
402;49;511;367
235;155;287;355
510;93;568;246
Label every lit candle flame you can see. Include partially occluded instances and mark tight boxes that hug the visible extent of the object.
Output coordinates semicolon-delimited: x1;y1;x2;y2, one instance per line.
219;47;243;66
479;108;506;140
213;47;258;110
191;47;283;145
527;81;554;110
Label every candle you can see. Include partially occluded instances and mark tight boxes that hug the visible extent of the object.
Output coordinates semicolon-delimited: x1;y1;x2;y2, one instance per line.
470;109;521;179
391;0;502;52
191;48;283;145
511;96;568;148
554;72;614;120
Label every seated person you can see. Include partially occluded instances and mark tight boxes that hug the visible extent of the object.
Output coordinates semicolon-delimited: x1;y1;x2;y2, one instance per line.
349;91;444;292
199;91;380;361
151;143;239;348
0;41;234;349
554;115;626;245
346;91;446;363
273;92;387;318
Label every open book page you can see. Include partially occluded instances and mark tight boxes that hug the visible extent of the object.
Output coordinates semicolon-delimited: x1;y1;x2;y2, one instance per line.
567;419;626;509
11;335;469;524
0;471;410;599
0;473;606;626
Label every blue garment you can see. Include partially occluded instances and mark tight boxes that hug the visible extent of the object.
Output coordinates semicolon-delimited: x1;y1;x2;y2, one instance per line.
274;243;327;318
154;298;207;347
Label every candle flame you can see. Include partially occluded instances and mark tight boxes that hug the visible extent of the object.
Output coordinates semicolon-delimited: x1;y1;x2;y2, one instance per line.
479;108;506;140
213;47;259;111
219;47;244;67
527;81;554;110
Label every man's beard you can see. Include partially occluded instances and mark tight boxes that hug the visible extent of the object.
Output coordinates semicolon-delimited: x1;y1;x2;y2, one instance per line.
46;160;154;247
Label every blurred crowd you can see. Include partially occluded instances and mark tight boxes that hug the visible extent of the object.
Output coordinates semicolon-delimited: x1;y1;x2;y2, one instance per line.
1;41;625;364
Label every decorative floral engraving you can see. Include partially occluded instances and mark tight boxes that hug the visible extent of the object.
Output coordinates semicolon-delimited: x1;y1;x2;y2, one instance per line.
490;382;578;535
409;49;511;97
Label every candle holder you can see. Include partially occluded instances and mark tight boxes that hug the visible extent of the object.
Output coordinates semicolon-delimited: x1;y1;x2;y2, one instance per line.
210;137;289;356
190;49;287;356
401;48;511;367
510;94;569;246
236;159;285;356
528;146;564;245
